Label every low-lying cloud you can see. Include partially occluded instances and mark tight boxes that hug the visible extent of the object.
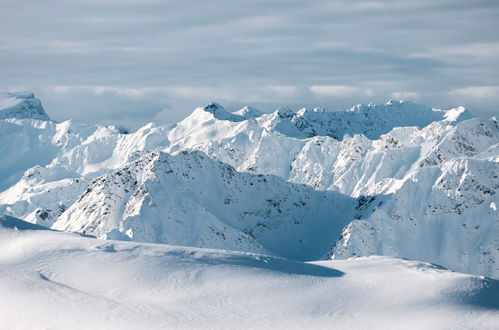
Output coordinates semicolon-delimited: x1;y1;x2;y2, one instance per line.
1;0;498;127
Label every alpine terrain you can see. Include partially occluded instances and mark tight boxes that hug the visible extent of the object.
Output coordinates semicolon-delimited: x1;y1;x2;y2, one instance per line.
0;92;498;328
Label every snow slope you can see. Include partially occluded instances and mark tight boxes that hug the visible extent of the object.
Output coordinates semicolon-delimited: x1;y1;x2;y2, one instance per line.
329;153;499;278
1;94;497;279
0;92;131;192
1;217;498;330
164;103;499;278
165;101;479;196
51;150;355;260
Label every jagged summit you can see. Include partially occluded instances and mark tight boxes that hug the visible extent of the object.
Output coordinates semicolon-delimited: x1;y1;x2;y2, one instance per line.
233;105;263;118
203;102;225;114
0;91;51;121
189;100;473;140
199;102;250;122
270;100;473;140
349;99;472;122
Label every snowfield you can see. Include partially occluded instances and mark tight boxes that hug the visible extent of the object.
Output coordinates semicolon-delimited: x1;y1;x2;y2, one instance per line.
1;216;498;330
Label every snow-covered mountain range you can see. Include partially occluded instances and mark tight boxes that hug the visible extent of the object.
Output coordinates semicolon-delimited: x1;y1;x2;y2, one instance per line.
1;92;498;279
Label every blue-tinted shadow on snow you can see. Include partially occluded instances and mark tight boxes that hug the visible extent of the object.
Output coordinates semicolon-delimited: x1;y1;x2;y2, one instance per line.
0;215;96;238
459;277;499;311
402;257;499;310
178;250;344;278
0;215;51;231
88;241;344;278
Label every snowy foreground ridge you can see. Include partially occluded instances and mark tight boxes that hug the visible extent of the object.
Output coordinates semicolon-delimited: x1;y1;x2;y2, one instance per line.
1;216;498;329
0;93;498;328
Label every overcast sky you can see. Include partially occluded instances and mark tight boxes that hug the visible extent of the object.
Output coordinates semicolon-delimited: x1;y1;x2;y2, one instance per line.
1;0;498;128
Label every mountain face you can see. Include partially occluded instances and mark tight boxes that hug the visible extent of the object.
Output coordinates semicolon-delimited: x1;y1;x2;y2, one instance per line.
0;92;51;121
0;93;497;278
256;100;471;140
165;101;473;195
53;150;355;260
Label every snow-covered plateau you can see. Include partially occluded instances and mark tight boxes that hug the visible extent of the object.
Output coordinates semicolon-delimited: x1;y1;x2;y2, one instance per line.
0;92;498;328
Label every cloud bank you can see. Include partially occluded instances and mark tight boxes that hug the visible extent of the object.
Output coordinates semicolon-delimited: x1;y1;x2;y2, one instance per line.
1;0;498;128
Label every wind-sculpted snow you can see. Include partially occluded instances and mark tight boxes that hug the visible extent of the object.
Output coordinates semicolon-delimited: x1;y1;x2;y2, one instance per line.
1;219;498;329
0;93;498;279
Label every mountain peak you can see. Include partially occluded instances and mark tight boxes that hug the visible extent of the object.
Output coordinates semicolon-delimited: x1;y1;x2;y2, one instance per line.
0;91;51;121
197;102;246;122
203;102;225;113
232;105;263;119
259;100;473;140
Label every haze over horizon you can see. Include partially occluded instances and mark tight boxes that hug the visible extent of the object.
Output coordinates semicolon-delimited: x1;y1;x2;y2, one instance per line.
1;0;498;128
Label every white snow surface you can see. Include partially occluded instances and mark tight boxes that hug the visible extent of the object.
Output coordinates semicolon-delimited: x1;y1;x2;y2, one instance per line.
1;95;498;280
1;216;498;330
